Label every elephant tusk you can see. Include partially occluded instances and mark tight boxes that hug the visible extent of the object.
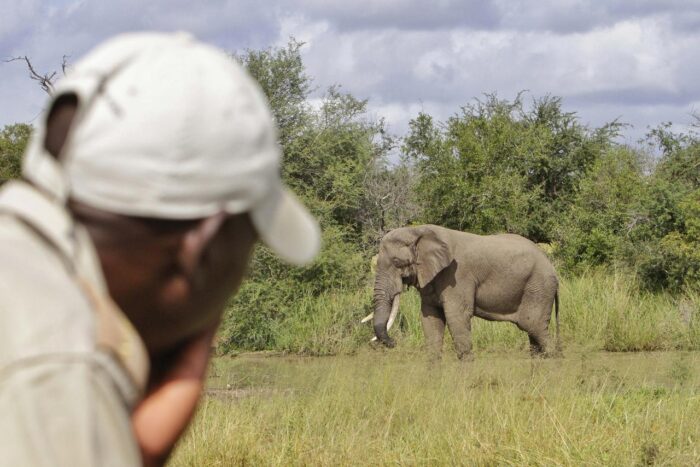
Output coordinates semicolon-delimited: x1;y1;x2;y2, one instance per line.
370;295;401;343
362;299;398;327
386;295;400;331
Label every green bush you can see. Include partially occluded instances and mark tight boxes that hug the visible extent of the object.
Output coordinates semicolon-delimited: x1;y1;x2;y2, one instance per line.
218;226;368;352
217;40;390;353
555;146;646;271
0;124;31;183
214;43;700;354
404;94;621;243
636;189;700;291
7;40;700;355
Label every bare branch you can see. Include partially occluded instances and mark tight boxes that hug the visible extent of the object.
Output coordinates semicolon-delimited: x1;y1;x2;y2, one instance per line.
359;159;421;246
4;55;69;95
61;55;70;75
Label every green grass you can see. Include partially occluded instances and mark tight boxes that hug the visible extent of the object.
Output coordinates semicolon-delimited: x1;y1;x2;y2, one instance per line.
170;351;700;466
271;287;375;355
560;268;700;352
249;268;700;356
174;269;700;465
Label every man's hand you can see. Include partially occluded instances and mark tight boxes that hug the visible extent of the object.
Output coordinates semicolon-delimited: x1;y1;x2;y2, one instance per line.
131;324;217;467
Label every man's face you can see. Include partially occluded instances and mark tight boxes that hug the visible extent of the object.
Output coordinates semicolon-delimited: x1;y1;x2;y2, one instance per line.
151;213;258;354
72;203;258;356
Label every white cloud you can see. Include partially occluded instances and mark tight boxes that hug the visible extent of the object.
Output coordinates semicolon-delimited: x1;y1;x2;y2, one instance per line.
0;0;40;40
276;15;329;48
2;0;700;148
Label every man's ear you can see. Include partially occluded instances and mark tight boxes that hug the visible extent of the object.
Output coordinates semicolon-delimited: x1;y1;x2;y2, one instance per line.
45;93;79;159
178;212;227;279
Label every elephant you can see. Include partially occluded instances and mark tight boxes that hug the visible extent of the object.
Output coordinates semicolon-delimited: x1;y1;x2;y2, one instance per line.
371;224;560;359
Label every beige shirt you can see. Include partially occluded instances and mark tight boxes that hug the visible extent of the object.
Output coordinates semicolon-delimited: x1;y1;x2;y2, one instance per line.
0;181;149;466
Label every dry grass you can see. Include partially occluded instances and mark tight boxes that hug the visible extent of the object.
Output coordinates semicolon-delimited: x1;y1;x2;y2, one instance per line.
170;350;700;466
175;269;700;465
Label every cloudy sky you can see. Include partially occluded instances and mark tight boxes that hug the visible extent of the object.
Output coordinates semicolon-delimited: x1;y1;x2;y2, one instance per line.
2;0;700;144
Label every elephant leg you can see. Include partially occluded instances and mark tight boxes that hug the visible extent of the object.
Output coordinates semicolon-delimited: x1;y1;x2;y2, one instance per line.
444;302;473;360
517;290;554;357
527;332;547;356
420;303;446;360
517;317;550;356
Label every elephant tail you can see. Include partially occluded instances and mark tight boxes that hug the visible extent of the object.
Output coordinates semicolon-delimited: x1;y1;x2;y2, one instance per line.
554;291;561;353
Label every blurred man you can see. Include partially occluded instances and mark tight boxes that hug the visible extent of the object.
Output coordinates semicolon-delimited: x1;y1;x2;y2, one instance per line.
0;32;319;466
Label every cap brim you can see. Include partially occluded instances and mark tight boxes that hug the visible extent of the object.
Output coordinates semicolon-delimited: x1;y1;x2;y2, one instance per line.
249;185;321;266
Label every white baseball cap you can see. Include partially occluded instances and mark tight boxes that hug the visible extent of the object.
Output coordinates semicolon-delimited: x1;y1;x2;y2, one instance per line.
22;32;320;265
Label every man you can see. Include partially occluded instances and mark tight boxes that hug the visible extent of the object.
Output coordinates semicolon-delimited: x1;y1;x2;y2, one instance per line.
0;32;320;466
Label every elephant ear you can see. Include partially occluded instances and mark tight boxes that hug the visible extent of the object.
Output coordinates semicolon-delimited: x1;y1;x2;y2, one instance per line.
414;226;453;288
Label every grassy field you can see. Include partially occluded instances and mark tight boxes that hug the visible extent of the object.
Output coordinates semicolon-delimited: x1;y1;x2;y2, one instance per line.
170;350;700;466
171;269;700;465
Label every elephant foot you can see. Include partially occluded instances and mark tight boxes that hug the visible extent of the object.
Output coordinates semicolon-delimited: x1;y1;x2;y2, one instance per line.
528;333;551;357
456;351;474;362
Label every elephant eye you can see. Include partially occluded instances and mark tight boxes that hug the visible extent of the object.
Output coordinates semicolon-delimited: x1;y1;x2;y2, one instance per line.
393;258;409;268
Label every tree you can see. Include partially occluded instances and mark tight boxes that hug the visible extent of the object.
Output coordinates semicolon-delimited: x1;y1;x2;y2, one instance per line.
359;159;420;247
238;42;396;242
235;40;310;151
1;55;67;183
4;55;69;94
220;40;392;350
0;124;32;183
632;123;700;291
556;146;647;269
403;93;620;242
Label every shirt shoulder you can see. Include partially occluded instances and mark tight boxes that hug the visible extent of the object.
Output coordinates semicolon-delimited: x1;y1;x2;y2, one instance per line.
0;214;95;365
0;355;142;466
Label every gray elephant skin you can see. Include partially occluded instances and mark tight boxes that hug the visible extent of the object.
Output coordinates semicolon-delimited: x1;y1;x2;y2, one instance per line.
372;225;560;358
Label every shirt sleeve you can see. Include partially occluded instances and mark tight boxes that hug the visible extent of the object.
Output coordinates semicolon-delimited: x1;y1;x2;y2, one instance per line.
0;356;142;467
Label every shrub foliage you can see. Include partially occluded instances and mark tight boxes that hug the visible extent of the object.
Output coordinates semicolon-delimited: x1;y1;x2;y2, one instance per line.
2;41;698;353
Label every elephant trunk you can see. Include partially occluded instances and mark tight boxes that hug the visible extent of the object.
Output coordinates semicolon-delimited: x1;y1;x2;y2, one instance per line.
373;274;399;348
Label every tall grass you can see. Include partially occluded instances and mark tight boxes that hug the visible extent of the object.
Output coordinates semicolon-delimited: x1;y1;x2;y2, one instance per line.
175;269;700;465
272;288;374;355
560;268;700;352
251;268;700;356
171;352;700;466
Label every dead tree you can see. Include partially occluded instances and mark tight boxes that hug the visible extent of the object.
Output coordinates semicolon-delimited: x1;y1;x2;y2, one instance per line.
4;55;69;94
360;161;421;247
